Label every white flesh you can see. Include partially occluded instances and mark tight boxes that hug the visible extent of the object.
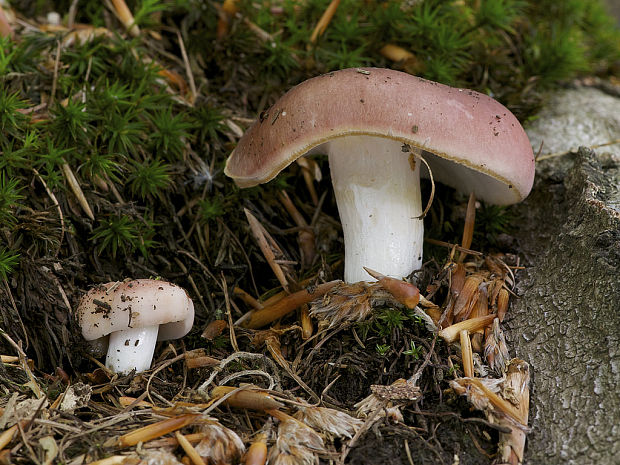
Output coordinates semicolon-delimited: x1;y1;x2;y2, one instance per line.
106;325;159;374
327;135;424;283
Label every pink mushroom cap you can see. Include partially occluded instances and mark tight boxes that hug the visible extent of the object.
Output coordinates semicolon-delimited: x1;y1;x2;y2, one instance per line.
225;67;535;205
77;279;194;343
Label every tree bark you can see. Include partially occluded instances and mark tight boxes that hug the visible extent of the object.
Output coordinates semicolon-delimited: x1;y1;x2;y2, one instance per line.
508;147;620;464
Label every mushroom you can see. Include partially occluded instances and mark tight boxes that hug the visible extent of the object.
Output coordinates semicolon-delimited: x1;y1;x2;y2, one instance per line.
225;68;535;283
77;279;194;374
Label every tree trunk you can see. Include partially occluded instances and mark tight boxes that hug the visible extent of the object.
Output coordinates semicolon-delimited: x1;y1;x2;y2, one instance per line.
509;147;620;464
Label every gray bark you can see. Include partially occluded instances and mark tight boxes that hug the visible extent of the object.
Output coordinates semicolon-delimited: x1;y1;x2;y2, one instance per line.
508;140;620;463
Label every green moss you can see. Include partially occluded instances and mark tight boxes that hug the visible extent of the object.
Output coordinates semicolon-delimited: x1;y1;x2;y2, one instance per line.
0;0;617;281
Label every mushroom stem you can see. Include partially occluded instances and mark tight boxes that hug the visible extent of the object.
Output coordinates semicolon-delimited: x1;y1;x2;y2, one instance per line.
327;135;423;283
106;325;159;374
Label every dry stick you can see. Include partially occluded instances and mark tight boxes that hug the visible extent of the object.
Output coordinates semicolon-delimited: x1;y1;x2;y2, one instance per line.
439;315;496;343
178;249;221;288
239;281;340;329
278;190;315;338
309;0;340;44
496;288;510;322
0;329;42;398
104;172;125;204
454;377;527;426
536;138;620;161
0;7;14;38
48;270;72;314
220;273;239;352
279;190;316;268
2;280;28;348
470;291;488;352
245;209;292;292
110;0;139;36
218;369;276;389
216;218;259;296
33;167;65;257
185;355;221;370
310;189;329;228
88;456;132;465
61;160;95;221
145;353;185;406
0;423;19;450
425;238;484;256
142;432;205;449
261;282;303;307
415;154;435;219
340;399;389;463
119;391;151;413
202;384;256;416
176;29;197;102
232;287;263;310
266;337;320;403
17;420;41;465
459;192;476;262
175;431;206;465
49;40;61;106
499;360;530;465
210;386;283;411
408;331;438;385
116;413;200;448
296;158;319;205
67;0;79;28
453;274;483;320
197;352;281;396
404;439;415;465
235;274;324;325
460;330;474;378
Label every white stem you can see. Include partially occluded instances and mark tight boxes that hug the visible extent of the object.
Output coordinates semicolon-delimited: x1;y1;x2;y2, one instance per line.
106;325;159;374
327;135;424;283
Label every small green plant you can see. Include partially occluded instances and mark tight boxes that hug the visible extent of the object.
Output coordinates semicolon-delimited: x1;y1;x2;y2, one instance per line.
262;37;301;78
193;104;227;147
376;307;407;337
403;341;423;360
198;196;225;224
0;140;31;174
127;158;172;200
81;151;123;185
0;86;28;135
148;108;193;161
0;172;24;228
50;99;96;147
133;0;170;28
91;214;157;258
375;343;391;356
0;247;19;281
103;110;146;155
405;308;424;326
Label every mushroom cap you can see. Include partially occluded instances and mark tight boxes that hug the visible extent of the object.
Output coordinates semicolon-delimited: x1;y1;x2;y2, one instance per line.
225;67;535;205
77;279;194;342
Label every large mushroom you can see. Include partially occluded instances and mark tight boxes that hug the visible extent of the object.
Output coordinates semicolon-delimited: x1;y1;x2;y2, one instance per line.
225;68;534;283
77;279;194;374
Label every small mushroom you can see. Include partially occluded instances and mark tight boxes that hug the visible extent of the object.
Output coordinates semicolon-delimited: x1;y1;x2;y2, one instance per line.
225;68;534;283
77;279;194;374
